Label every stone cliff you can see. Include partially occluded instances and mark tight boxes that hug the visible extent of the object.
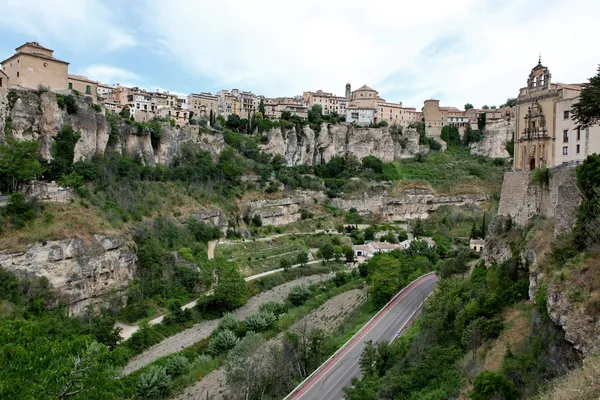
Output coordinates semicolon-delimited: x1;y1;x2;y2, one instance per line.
470;117;515;159
0;234;137;314
261;123;428;166
0;88;223;166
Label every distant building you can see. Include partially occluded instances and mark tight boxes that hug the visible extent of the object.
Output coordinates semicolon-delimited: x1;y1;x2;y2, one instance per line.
97;82;114;102
188;92;219;119
345;83;420;127
302;90;347;116
514;58;600;170
263;97;308;120
469;238;485;252
1;42;69;91
0;70;8;88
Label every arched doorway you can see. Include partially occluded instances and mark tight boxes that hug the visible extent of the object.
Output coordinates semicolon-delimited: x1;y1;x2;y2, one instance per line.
529;158;536;171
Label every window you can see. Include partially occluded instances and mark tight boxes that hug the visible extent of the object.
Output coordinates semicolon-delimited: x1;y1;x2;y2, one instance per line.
577;127;581;141
0;77;2;87
68;82;73;89
86;85;91;94
563;146;568;155
564;110;570;119
576;144;580;154
563;130;569;142
16;72;19;78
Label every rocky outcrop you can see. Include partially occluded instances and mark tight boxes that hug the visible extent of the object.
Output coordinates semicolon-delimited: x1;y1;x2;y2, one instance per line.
330;189;490;221
261;124;427;166
246;191;327;226
470;118;515;158
0;234;137;314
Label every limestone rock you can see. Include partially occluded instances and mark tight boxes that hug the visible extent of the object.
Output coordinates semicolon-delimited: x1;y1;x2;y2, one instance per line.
0;235;137;314
470;118;515;158
246;191;327;226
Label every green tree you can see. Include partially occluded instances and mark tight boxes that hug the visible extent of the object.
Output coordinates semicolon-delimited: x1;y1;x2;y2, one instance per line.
320;243;335;263
212;259;250;311
464;103;474;110
308;104;323;124
482;105;490;109
572;66;600;128
362;155;383;174
477;112;487;131
280;258;292;271
471;371;519;400
296;251;309;267
280;111;292;120
288;285;312;306
369;255;400;307
343;244;355;263
258;99;266;116
0;139;44;192
503;98;517;107
49;125;80;179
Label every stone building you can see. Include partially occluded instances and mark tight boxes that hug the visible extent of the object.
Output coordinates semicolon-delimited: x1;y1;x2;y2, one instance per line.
345;84;382;125
97;82;114;102
302;89;347;115
514;59;600;171
262;97;308;119
67;74;98;102
1;42;69;91
188;92;219;119
0;70;8;88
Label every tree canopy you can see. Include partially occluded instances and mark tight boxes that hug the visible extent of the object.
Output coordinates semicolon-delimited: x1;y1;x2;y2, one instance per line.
572;65;600;128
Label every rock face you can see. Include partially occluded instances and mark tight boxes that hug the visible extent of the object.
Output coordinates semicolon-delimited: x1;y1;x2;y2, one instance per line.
0;88;225;166
0;235;137;314
246;191;327;226
261;124;427;166
470;118;515;158
497;167;582;235
330;190;490;221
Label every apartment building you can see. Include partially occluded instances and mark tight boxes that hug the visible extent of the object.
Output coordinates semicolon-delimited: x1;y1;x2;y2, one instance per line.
97;82;114;102
377;102;422;128
302;90;347;116
188;92;219;119
262;97;308;119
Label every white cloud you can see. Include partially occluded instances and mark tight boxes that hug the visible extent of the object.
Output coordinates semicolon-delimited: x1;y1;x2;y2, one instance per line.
76;65;141;87
0;0;137;52
139;0;600;109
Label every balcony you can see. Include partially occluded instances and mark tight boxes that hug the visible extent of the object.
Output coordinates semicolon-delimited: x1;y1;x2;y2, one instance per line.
520;127;550;141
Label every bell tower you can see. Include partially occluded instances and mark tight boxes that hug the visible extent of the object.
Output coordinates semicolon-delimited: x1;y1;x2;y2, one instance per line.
345;83;351;103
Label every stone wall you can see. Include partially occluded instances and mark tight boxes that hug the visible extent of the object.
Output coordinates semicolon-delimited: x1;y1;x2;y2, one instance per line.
0;234;137;314
497;167;581;234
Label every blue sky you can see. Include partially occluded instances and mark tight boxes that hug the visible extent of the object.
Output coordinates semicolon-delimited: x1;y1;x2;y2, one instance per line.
1;0;599;109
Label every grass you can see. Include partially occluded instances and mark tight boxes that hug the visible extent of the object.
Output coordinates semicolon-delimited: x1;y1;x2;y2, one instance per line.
535;352;600;400
388;147;508;195
0;200;119;251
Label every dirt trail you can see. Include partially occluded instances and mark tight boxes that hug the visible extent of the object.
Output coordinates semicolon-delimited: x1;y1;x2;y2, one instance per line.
177;288;367;400
122;273;334;375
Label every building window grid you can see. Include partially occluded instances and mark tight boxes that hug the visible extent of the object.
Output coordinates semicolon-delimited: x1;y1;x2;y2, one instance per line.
563;130;569;143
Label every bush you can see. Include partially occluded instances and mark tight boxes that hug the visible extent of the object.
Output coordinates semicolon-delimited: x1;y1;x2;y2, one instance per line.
259;301;287;316
217;313;240;332
530;166;550;186
4;193;40;228
471;371;519;400
56;94;78;115
244;311;276;332
135;365;172;400
164;355;190;377
288;285;312;306
208;329;239;355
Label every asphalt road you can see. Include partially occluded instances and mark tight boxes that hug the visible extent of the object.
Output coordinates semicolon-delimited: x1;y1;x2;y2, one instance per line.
286;273;438;400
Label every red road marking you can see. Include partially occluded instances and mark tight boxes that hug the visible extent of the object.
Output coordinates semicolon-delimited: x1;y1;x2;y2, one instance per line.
288;274;436;399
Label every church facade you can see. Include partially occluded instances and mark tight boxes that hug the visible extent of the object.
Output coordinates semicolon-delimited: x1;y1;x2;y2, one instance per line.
514;59;600;171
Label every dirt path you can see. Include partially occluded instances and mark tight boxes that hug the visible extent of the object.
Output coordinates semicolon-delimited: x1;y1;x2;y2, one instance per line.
177;288;367;400
122;273;334;375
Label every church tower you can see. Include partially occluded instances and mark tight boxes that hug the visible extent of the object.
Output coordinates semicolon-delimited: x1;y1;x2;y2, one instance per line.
345;83;351;103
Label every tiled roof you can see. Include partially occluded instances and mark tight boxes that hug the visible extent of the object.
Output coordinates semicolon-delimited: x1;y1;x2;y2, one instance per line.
1;51;69;65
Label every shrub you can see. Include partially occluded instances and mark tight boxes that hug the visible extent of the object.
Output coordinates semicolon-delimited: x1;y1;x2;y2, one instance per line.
259;301;287;316
164;355;190;377
217;313;240;332
471;371;519;400
56;94;78;115
530;166;550;186
208;329;239;355
244;311;276;332
288;285;312;306
134;365;172;400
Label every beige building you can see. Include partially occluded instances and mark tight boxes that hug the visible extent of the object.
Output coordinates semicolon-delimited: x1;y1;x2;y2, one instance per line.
67;74;98;102
378;102;421;128
345;83;420;127
1;42;69;91
514;59;600;171
188;92;219;119
97;82;114;102
302;90;347;116
262;97;308;120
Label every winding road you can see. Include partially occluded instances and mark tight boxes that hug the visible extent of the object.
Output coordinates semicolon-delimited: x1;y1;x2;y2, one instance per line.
285;273;438;400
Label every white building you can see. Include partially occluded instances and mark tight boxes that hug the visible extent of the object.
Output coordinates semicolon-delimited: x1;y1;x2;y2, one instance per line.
346;107;376;126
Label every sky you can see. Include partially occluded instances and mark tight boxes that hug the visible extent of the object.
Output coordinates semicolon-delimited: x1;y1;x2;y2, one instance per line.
1;0;599;109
